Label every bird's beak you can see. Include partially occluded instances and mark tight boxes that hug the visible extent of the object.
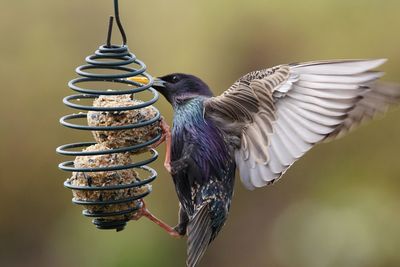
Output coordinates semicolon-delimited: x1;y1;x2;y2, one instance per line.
127;76;166;88
153;78;166;88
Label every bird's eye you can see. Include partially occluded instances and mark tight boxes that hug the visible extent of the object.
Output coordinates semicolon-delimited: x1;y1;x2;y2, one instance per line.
171;75;179;83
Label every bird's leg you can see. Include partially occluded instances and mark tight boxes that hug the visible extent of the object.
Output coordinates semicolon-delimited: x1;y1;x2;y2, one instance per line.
131;200;182;238
150;117;172;173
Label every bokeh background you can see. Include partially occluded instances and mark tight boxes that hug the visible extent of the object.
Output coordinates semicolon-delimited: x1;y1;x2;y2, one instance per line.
1;0;400;266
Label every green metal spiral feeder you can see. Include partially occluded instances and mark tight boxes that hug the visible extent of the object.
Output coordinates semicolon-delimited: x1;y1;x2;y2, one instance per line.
56;0;161;232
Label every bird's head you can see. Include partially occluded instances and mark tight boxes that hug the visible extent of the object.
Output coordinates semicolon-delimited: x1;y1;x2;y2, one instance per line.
129;73;213;106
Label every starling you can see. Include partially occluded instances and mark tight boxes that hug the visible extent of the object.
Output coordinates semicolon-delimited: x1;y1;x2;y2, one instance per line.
130;59;400;267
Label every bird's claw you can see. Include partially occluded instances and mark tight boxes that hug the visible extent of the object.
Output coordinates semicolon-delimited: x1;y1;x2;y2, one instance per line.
130;200;147;221
164;162;172;173
150;116;170;149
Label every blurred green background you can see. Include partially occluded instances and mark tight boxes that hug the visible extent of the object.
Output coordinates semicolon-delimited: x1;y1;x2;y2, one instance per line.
1;0;400;266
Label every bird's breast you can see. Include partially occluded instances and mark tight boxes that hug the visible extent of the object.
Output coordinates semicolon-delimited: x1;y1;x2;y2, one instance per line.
171;98;232;176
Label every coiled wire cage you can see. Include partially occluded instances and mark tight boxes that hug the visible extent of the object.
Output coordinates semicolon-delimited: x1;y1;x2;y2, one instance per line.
56;0;160;231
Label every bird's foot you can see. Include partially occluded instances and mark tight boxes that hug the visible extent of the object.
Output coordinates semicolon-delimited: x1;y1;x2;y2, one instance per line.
164;162;172;173
150;116;171;148
150;117;172;174
132;200;182;238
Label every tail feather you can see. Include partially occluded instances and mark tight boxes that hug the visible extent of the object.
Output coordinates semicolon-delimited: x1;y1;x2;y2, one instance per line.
186;204;212;267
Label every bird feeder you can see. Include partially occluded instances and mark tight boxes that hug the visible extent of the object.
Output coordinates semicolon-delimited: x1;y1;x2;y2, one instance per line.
56;0;161;231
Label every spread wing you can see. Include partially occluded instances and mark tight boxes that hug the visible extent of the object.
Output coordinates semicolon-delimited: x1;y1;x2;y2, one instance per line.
204;59;398;190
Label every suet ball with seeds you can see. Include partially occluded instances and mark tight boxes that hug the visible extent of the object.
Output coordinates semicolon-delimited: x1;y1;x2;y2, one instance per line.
67;143;150;221
87;95;160;150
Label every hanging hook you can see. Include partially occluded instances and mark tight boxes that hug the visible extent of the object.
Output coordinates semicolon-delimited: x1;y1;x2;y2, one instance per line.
106;16;114;47
114;0;127;46
105;0;128;47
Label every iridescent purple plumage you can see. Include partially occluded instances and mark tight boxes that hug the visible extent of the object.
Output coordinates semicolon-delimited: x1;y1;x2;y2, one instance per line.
153;74;237;267
172;98;232;183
